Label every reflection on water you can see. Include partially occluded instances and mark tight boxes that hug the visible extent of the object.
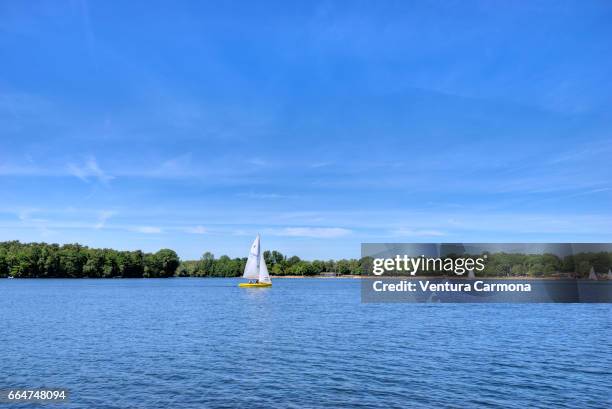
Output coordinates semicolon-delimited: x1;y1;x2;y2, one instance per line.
0;278;610;409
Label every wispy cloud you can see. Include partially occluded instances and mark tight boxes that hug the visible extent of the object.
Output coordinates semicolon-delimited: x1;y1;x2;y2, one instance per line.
237;192;289;200
184;225;207;234
67;157;113;184
13;208;52;237
391;228;447;237
269;227;352;238
0;162;60;177
94;210;116;229
310;161;333;168
546;140;612;165
155;153;193;176
231;229;251;236
248;158;268;166
131;226;162;234
17;208;42;222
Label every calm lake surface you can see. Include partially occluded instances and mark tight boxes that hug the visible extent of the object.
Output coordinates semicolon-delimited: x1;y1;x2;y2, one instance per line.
1;278;610;409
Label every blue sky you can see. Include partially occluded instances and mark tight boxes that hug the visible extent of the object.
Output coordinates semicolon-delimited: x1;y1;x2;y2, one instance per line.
1;1;611;260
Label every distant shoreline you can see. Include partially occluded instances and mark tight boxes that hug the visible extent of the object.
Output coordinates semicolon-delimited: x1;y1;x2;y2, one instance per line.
4;241;611;280
270;275;608;280
4;275;608;281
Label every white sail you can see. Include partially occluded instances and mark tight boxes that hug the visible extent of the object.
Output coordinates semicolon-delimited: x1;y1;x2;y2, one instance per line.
467;269;475;279
243;235;260;279
588;267;597;280
259;251;271;283
608;269;612;280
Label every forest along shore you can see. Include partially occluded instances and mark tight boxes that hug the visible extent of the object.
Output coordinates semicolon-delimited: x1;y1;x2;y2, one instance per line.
2;241;612;279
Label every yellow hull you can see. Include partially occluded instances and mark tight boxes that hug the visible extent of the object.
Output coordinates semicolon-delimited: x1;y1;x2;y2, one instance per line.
239;282;272;288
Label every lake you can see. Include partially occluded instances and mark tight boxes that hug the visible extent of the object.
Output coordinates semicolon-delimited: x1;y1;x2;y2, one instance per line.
0;278;610;408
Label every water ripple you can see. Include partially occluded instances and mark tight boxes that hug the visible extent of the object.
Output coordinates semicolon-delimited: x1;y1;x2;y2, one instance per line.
0;278;610;408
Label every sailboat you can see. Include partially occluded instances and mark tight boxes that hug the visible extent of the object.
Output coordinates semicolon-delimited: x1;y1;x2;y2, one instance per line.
238;235;272;288
588;267;597;280
467;269;475;279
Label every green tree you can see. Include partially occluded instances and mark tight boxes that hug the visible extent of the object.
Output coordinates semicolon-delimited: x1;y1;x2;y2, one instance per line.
155;249;180;277
311;260;326;274
336;259;351;275
288;261;317;276
0;248;9;277
198;252;215;276
83;251;104;278
286;256;301;268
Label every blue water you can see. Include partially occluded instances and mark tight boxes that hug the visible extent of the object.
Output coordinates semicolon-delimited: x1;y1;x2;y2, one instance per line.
0;278;610;408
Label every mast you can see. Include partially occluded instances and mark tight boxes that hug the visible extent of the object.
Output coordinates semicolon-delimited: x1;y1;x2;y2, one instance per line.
256;234;261;277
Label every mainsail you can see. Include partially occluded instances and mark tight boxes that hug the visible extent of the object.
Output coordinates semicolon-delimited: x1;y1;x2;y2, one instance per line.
467;269;475;279
588;267;597;280
243;235;260;279
242;234;271;283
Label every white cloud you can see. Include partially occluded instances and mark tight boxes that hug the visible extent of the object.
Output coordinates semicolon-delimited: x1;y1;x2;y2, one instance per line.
155;153;193;176
17;209;35;221
231;229;251;236
237;192;287;199
184;225;207;234
310;161;333;168
0;163;50;176
391;228;447;237
67;157;113;184
16;208;47;223
248;158;268;166
94;210;116;229
131;226;162;234
270;227;351;238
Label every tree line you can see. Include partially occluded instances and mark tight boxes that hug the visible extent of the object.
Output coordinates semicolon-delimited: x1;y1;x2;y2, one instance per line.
1;241;611;278
0;241;179;278
478;251;611;277
180;251;612;278
177;251;369;277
